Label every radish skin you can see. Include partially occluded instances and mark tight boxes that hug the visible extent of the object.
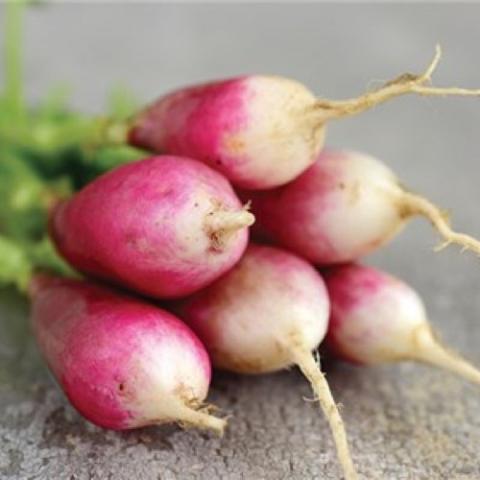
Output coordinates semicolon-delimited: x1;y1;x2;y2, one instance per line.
324;264;480;385
128;47;480;189
50;156;254;299
246;149;480;264
29;275;226;434
176;244;358;480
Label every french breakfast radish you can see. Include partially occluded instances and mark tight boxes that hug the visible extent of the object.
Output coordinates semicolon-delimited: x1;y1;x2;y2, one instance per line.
176;244;358;480
30;274;226;433
324;263;480;385
50;155;254;299
127;47;480;189
246;149;480;264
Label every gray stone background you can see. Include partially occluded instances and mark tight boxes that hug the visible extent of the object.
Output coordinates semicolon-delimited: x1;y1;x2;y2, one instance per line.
1;3;480;479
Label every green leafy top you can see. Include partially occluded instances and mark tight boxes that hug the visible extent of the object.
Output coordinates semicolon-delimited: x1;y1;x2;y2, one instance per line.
0;0;145;293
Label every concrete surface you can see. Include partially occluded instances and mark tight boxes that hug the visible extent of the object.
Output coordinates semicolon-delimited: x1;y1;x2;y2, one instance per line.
1;3;480;479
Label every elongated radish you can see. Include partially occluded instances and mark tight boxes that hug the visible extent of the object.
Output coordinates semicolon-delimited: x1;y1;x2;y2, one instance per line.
324;263;480;385
125;47;480;189
29;274;226;433
50;155;254;299
246;149;480;264
175;244;358;480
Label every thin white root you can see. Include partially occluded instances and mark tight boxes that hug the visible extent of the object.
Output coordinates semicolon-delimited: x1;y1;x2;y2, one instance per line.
400;191;480;256
289;346;358;480
175;403;227;436
312;45;480;122
410;85;480;97
411;324;480;386
433;240;453;253
205;205;255;250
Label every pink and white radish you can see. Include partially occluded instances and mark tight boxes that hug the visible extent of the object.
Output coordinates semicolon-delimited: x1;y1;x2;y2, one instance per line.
246;149;480;264
127;47;480;189
30;274;226;433
50;155;254;299
175;244;358;480
324;263;480;385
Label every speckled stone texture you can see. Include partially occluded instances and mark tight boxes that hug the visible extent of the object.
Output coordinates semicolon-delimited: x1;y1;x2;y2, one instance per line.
1;3;480;479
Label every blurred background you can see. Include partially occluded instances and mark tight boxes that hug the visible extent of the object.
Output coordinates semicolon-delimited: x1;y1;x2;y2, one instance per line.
1;3;480;479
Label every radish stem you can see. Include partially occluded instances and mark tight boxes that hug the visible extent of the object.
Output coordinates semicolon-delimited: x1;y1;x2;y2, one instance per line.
4;1;25;120
0;235;32;292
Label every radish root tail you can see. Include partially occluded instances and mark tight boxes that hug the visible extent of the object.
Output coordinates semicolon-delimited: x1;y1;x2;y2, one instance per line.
312;45;480;122
400;190;480;256
208;209;255;232
175;403;227;436
289;346;358;480
205;205;255;251
411;324;480;386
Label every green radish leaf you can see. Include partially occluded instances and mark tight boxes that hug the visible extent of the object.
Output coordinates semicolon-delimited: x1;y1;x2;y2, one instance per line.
0;235;33;293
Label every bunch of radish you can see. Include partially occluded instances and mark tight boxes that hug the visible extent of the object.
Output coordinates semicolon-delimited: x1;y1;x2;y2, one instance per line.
4;6;480;477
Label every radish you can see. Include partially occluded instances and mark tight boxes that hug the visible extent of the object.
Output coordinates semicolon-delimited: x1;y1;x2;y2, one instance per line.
50;155;254;299
246;149;480;264
127;47;480;189
175;244;358;480
324;263;480;385
29;274;226;434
